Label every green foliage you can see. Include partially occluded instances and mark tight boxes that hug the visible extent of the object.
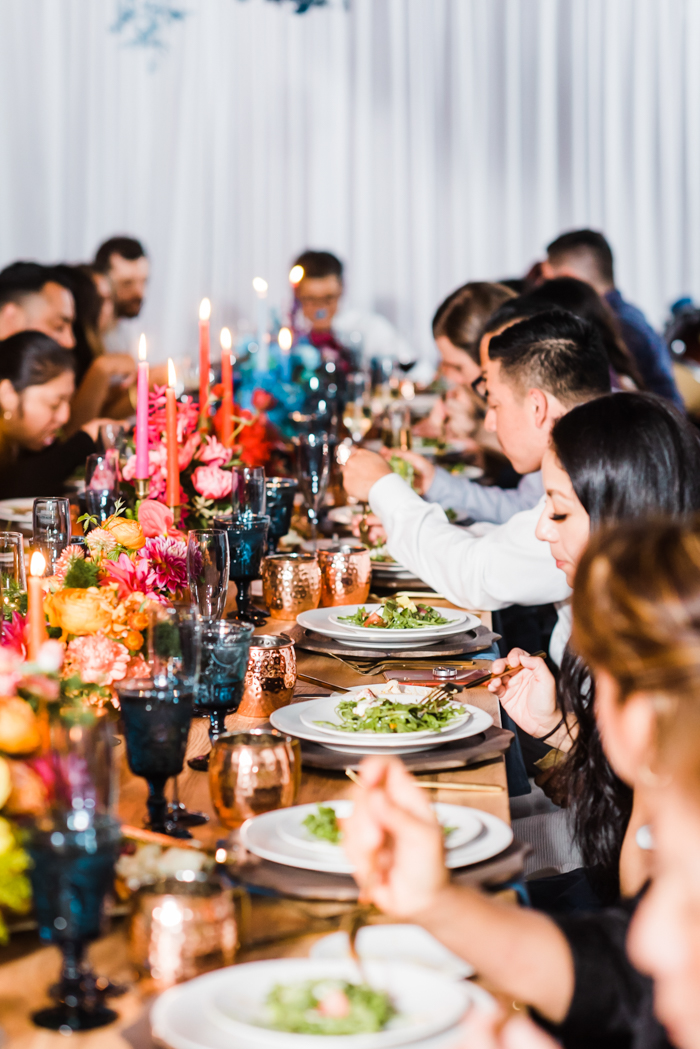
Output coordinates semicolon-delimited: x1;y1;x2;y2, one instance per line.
2;584;27;618
0;830;32;945
64;558;101;589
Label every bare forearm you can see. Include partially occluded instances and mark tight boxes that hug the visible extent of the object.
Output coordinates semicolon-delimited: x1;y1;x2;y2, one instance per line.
413;884;575;1022
68;366;112;434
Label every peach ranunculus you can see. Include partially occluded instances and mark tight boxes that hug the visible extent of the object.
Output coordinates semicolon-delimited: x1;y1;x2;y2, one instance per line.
103;515;146;551
63;634;131;686
44;588;114;637
138;499;175;539
191;464;233;500
0;697;41;755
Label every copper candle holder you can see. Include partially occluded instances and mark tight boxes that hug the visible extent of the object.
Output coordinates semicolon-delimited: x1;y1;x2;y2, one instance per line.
261;553;322;619
318;543;372;607
238;633;297;718
208;729;299;827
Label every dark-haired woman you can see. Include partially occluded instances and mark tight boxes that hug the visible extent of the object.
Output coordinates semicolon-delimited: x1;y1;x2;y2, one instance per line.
489;391;700;903
0;330;112;498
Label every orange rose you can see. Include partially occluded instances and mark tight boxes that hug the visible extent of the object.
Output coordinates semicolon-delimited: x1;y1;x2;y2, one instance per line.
128;612;150;631
103;516;146;551
123;630;144;651
44;588;113;637
0;697;41;755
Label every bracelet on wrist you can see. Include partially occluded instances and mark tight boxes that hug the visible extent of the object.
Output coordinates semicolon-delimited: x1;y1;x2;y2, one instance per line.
534;716;566;743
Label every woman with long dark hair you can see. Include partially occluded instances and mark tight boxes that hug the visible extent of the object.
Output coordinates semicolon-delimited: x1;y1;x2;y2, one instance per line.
489;391;700;901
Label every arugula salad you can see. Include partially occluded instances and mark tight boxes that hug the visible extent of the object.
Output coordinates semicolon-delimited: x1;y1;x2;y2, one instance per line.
264;979;395;1035
302;804;342;845
339;596;449;630
317;681;465;735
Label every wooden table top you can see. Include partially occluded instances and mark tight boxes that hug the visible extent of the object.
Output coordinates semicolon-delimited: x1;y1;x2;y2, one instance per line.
0;603;510;1048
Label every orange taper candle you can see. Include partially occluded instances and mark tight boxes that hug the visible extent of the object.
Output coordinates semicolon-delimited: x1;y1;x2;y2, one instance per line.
28;551;47;661
166;358;180;508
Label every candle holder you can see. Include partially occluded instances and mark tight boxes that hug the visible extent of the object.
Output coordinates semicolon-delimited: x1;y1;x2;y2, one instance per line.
169;505;182;525
134;478;150;501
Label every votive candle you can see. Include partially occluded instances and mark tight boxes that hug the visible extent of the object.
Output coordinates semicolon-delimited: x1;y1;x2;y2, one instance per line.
199;298;211;423
166;358;180;508
135;334;149;480
28;551;47;661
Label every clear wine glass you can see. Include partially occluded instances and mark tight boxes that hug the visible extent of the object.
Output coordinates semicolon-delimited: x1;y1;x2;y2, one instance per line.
187;529;230;620
342;371;373;444
85;453;118;525
233;466;266;520
296;432;331;549
32;497;71;573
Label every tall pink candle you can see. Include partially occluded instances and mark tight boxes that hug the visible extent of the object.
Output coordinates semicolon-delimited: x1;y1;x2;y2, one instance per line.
135;334;149;479
166;359;180;508
199;298;211;423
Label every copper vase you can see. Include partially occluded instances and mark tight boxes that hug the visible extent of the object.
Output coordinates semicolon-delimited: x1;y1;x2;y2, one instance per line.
261;553;321;619
318;543;372;607
238;633;297;717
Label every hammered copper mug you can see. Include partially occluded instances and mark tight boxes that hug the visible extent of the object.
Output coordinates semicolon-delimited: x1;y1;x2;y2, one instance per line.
261;553;321;619
318;543;372;607
237;633;297;717
208;729;299;828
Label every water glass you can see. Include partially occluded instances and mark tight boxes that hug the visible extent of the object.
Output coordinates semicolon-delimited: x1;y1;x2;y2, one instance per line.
213;513;270;625
188;620;254;772
209;729;299;828
0;531;26;610
264;477;298;552
233;466;266;518
32;497;72;573
147;605;202;689
296;432;331;548
85;453;119;525
187;529;230;619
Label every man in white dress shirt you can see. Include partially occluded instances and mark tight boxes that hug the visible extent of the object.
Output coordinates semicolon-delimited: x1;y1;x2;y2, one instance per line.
342;311;612;662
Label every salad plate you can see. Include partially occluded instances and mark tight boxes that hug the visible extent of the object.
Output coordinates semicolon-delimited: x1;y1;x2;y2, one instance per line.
296;606;480;648
240;802;512;875
298;688;471;740
328;603;469;638
310;924;475;980
151;959;492;1049
270;697;492;755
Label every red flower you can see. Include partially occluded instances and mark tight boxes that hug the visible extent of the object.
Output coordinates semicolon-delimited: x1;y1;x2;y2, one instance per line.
252;389;275;412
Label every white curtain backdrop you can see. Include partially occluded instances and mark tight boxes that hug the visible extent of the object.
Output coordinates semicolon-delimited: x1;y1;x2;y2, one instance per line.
1;0;699;365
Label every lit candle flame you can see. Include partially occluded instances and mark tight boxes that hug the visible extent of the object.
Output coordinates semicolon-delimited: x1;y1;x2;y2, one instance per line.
30;551;46;577
138;334;147;362
252;277;268;296
199;298;211;322
220;327;232;351
289;265;304;285
168;358;176;388
278;327;293;352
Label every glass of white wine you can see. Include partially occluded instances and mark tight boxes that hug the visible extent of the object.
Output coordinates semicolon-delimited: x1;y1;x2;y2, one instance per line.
343;371;373;444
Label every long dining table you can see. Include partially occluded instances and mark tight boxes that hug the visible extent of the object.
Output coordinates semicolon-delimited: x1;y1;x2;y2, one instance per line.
0;602;517;1049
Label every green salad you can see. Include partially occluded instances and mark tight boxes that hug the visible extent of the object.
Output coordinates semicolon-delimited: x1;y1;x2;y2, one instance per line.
303;804;342;845
339;597;449;630
318;688;464;735
389;455;415;488
264;979;395;1035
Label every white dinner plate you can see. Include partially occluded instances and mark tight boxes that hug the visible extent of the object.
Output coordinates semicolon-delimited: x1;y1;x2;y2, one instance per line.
240;802;512;875
296;606;479;648
151;961;495;1049
274;800;482;857
270;698;492;755
310;924;475;980
0;497;35;525
298;690;471;741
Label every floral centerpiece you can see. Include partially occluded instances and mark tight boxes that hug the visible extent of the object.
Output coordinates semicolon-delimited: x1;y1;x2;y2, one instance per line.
121;386;279;529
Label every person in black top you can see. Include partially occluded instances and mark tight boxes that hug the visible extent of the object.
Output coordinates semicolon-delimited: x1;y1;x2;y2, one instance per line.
0;330;112;498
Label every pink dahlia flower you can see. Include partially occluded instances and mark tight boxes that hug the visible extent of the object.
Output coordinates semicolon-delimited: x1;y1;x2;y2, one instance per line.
142;536;188;594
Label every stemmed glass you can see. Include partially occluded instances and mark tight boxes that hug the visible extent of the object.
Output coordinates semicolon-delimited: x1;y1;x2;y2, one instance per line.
0;531;26;613
32;497;71;573
264;478;298;553
27;711;122;1031
85;452;118;525
188;620;254;772
296;432;331;549
342;372;373;443
187;529;230;619
213;513;270;625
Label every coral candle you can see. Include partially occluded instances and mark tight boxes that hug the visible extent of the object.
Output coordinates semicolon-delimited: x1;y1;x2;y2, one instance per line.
135;334;149;481
28;551;47;661
199;297;211;422
166;358;180;508
220;327;234;447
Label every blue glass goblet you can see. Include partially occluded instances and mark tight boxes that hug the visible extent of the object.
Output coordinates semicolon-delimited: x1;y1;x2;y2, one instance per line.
116;678;194;838
187;620;254;772
265;478;298;553
28;814;122;1031
213;513;270;626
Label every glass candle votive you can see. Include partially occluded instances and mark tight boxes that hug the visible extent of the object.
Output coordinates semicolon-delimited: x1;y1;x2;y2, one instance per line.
261;553;321;619
238;634;297;718
317;543;372;607
208;729;299;829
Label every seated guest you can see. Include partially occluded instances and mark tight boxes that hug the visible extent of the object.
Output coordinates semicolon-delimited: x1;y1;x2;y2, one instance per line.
0;331;110;498
344;515;700;1048
290;249;418;376
488;393;700;902
343;311;611;663
0;262;75;349
93;235;149;354
542;228;681;406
